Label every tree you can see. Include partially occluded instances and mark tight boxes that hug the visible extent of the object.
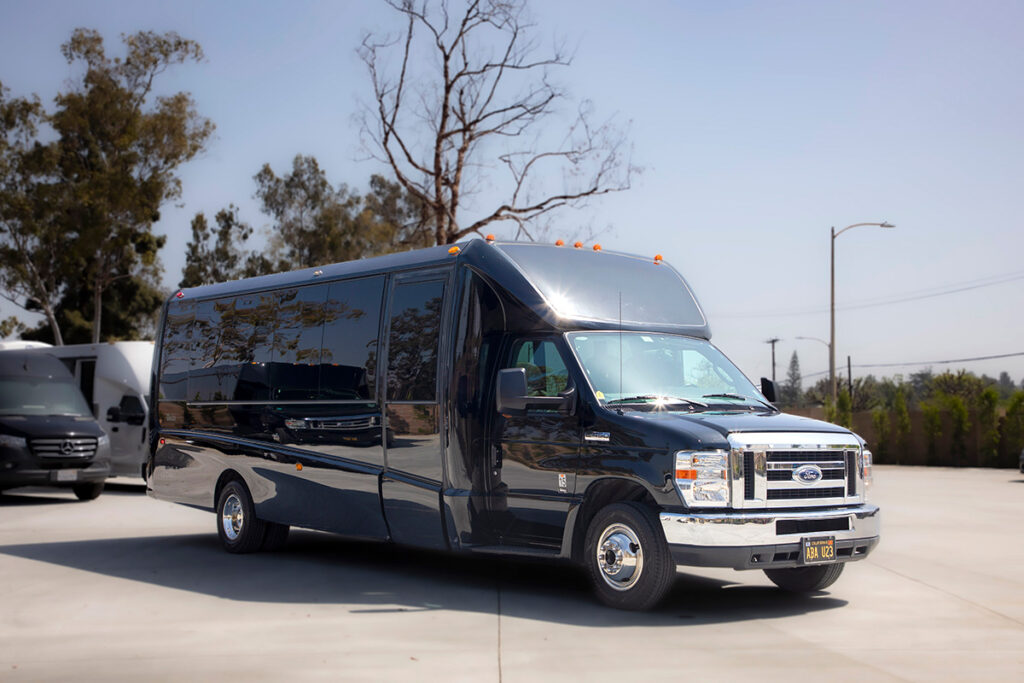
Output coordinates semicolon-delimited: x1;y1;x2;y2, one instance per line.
254;156;430;271
180;206;266;288
835;388;852;429
359;0;634;245
51;29;213;342
780;351;802;408
0;82;67;343
997;371;1017;400
891;386;911;459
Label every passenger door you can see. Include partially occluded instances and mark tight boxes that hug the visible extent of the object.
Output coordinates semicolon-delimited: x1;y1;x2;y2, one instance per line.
490;337;580;549
380;270;450;549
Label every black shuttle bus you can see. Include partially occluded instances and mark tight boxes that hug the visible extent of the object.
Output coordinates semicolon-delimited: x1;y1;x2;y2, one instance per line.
147;240;880;610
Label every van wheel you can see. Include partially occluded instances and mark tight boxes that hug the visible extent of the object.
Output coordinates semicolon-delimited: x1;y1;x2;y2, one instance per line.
584;502;675;610
261;521;290;551
216;480;266;553
72;482;104;501
764;563;845;592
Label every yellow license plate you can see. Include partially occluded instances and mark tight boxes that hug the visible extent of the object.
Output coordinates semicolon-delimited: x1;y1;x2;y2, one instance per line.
801;536;836;564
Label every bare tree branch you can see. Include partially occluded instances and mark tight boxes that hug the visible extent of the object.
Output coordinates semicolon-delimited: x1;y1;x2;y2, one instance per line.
359;0;635;246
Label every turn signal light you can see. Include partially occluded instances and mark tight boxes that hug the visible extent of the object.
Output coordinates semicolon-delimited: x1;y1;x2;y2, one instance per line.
448;246;461;254
296;463;303;471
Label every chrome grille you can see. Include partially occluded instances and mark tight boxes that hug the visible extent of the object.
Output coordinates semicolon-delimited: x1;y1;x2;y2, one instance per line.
30;437;97;459
728;432;864;510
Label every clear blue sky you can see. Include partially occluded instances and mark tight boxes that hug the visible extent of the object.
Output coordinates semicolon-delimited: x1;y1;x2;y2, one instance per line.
2;0;1022;387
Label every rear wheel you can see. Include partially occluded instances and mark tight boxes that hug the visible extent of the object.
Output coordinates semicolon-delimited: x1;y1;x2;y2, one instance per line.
764;563;845;592
72;481;104;501
216;480;266;553
584;502;675;610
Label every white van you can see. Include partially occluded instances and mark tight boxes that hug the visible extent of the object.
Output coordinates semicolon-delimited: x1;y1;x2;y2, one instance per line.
12;341;155;479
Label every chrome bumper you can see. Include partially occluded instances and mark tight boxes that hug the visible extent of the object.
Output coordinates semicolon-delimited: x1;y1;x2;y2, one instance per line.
660;504;880;547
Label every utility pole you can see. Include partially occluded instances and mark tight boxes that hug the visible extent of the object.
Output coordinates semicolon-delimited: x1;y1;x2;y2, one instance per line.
848;355;853;404
765;338;781;382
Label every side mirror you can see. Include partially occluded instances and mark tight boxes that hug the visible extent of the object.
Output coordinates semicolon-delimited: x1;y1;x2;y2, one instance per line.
106;406;122;423
760;377;777;403
124;411;146;426
496;368;575;416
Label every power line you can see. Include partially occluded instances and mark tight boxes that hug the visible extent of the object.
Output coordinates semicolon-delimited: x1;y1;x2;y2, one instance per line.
718;269;1024;319
800;351;1024;378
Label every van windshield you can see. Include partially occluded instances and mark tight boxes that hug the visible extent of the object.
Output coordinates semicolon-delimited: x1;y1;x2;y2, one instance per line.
0;379;93;417
567;332;767;409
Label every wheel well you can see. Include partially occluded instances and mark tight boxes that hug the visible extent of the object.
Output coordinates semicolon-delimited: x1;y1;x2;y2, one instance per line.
214;470;244;508
571;478;658;562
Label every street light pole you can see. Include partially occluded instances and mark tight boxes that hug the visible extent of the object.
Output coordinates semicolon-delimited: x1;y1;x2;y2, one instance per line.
830;221;895;405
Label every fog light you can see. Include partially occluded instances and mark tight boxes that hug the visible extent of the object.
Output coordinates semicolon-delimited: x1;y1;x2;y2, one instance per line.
675;451;730;507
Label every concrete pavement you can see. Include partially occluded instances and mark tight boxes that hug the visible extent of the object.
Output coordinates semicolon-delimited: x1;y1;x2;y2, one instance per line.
1;466;1022;681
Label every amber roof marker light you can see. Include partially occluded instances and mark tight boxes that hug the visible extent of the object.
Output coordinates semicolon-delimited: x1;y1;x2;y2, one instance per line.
593;244;602;251
485;234;496;243
555;239;565;247
654;254;663;264
448;246;461;255
573;241;583;249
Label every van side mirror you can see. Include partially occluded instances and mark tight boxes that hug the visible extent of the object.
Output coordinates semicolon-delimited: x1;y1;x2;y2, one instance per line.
106;406;122;423
496;368;574;416
760;377;777;403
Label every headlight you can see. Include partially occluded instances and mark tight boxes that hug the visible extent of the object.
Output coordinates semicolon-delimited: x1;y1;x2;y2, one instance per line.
860;448;873;492
674;450;731;508
97;434;110;448
0;434;27;449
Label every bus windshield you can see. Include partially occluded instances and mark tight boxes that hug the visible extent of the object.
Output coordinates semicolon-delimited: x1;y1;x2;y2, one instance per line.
0;379;93;417
567;332;767;409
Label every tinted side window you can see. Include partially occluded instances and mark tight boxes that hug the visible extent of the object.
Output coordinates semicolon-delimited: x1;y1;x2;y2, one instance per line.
159;300;195;401
387;280;445;401
189;299;227;401
320;276;384;400
228;292;275;400
271;285;328;401
510;340;569;397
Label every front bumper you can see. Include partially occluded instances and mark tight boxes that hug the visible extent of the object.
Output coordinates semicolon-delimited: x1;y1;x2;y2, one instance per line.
660;504;880;570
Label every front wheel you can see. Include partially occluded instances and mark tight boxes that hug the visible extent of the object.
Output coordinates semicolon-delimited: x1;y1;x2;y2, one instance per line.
764;563;845;592
583;502;675;610
72;481;104;501
216;480;266;553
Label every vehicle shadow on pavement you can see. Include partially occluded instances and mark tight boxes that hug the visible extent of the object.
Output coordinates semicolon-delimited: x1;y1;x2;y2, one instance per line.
0;484;146;505
0;529;846;626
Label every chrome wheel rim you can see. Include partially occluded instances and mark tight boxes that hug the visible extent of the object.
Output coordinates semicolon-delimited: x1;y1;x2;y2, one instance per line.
596;523;644;591
221;493;244;541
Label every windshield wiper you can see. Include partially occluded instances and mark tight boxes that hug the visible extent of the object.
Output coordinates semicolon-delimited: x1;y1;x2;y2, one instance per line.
701;393;776;411
607;395;708;408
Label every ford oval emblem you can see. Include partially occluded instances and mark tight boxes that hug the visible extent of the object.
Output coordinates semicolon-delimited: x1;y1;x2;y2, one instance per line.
793;464;823;486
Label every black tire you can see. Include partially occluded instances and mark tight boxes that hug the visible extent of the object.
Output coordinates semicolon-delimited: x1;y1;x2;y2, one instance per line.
216;479;266;554
261;521;290;551
764;563;845;593
583;502;675;610
72;481;105;501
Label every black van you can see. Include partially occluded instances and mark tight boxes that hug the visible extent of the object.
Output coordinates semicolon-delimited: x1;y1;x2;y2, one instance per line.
0;351;110;500
147;240;880;610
